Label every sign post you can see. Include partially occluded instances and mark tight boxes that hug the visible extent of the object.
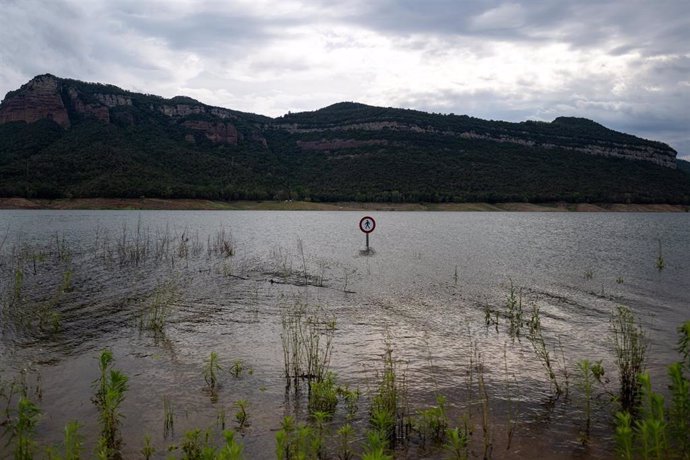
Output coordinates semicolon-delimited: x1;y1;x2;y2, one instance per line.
359;216;376;251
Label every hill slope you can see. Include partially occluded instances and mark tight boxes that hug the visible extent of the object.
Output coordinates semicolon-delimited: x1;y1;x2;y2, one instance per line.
1;74;689;204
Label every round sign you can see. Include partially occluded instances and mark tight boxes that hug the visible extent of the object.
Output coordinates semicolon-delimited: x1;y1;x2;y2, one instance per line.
359;216;376;234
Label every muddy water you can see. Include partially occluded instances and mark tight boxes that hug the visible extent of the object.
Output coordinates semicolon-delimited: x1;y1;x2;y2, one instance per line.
0;210;689;459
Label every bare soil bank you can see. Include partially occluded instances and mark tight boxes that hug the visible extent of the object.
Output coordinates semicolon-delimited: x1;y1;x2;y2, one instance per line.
1;197;688;212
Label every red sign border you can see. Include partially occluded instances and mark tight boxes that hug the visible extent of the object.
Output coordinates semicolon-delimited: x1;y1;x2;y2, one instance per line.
359;216;376;234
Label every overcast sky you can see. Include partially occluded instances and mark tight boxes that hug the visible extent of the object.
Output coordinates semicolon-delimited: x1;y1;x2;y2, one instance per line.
1;0;688;158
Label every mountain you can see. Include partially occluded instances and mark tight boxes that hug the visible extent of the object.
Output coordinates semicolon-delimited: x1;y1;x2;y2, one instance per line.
1;74;689;204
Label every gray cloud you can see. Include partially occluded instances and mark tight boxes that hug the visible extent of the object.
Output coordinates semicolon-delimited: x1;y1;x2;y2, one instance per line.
0;0;688;158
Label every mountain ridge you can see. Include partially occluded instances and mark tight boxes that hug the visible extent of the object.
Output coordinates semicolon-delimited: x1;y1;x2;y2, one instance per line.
0;74;688;204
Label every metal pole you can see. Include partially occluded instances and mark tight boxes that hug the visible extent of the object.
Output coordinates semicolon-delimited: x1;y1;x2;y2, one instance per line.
366;233;369;251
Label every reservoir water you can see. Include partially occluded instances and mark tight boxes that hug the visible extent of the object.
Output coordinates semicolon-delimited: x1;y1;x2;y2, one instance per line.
0;210;688;458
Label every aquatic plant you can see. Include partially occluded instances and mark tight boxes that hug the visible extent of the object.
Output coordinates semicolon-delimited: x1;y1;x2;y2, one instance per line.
217;430;244;460
139;279;179;335
614;411;634;460
180;428;215;459
308;371;338;416
337;385;360;420
275;416;318;460
234;399;249;430
611;306;647;412
46;421;83;460
92;350;128;456
280;301;335;386
656;239;665;271
526;305;562;396
141;434;155;460
163;395;174;439
576;359;599;440
229;360;244;378
505;280;523;338
370;340;410;448
203;352;223;395
414;394;449;447
336;423;355;460
61;267;73;293
297;238;308;285
13;266;24;303
9;396;41;460
444;425;470;460
361;430;393;460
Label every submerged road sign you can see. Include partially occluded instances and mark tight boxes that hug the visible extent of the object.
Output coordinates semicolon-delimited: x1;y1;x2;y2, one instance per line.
359;216;376;251
359;216;376;234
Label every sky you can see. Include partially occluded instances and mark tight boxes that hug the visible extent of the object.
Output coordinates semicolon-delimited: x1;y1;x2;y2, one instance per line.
1;0;688;159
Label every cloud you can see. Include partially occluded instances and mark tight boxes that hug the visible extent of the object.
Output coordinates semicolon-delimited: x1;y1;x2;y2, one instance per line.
0;0;688;156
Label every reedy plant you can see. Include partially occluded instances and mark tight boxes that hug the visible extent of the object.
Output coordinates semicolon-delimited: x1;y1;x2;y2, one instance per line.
217;430;244;460
505;280;523;338
163;395;174;439
92;350;128;456
203;351;223;395
576;359;602;441
414;394;449;447
234;399;249;430
46;421;84;460
308;372;338;417
656;239;665;271
229;360;244;378
281;302;335;387
361;430;393;460
138;279;180;335
9;396;41;460
336;423;355;460
141;434;155;460
370;340;410;449
275;415;318;460
611;306;648;412
526;305;562;396
444;423;470;460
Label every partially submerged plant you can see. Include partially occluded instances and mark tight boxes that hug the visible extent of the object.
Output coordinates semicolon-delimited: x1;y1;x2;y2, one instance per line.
527;305;562;396
9;396;41;460
370;340;410;449
92;349;128;456
163;396;174;439
308;372;338;417
229;360;244;378
656;239;665;271
611;306;647;412
576;359;601;441
234;399;249;430
280;301;335;387
444;424;470;460
203;352;223;396
414;394;449;447
505;280;523;338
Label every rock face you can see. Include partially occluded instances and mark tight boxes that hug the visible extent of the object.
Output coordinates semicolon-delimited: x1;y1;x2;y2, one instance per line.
68;88;110;123
0;75;70;128
182;120;239;145
0;74;679;168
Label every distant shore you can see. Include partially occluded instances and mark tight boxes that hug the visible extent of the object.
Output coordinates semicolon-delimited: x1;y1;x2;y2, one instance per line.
1;197;688;212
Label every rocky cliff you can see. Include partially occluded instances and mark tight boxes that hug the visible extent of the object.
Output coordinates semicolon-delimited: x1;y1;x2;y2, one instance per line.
0;75;680;169
0;74;249;146
0;75;71;128
1;74;688;205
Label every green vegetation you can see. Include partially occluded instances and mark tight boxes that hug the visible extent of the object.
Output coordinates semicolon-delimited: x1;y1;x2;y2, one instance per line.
611;306;648;412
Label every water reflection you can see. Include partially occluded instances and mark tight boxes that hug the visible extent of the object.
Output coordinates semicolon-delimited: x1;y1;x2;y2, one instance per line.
0;210;688;458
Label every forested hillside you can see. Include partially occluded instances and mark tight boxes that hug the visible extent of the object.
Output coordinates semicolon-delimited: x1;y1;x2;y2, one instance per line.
1;75;689;204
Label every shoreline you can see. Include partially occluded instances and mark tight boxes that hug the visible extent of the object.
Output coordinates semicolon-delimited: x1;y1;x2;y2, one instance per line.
0;197;688;212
